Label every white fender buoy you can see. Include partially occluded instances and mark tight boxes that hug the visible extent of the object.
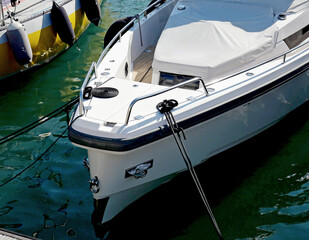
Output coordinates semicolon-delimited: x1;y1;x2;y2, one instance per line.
6;19;33;65
51;1;75;46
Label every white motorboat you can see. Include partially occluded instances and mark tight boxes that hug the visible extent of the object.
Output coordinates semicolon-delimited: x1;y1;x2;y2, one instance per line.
68;0;309;235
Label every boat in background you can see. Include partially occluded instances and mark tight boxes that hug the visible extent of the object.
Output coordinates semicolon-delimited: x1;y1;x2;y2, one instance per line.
68;0;309;236
0;0;101;79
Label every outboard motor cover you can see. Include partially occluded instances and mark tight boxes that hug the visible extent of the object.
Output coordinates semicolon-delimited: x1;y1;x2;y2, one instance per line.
51;1;75;46
6;20;33;65
80;0;101;26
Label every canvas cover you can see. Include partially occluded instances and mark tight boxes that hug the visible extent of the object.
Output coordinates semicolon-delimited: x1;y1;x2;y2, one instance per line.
152;0;306;81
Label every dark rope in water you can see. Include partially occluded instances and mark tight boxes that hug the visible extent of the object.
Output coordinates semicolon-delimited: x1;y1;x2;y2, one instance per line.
157;99;224;240
0;114;82;188
0;97;78;145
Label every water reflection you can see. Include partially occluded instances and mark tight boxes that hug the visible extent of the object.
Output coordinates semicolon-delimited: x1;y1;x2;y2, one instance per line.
1;0;309;239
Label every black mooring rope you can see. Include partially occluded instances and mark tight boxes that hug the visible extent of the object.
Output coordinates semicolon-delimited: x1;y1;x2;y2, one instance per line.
0;125;69;188
0;97;78;145
157;99;224;240
0;97;80;188
0;113;82;189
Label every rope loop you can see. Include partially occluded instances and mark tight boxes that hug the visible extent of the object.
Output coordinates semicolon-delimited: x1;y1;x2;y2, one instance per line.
156;99;178;113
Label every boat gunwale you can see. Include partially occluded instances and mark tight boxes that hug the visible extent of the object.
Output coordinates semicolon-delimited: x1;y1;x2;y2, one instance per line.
70;0;309;152
69;58;309;152
76;0;309;125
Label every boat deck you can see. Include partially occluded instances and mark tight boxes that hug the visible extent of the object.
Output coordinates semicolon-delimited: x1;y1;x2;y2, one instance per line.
132;45;155;83
0;228;36;240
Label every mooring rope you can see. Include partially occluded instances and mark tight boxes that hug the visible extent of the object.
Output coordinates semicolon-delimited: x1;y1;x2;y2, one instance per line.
0;108;82;188
0;97;78;145
0;124;68;188
0;97;79;188
157;99;224;240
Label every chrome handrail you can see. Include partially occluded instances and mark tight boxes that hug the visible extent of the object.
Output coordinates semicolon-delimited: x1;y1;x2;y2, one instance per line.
79;0;166;115
96;0;164;65
205;39;309;88
124;39;309;125
79;0;309;125
79;62;97;115
124;77;208;125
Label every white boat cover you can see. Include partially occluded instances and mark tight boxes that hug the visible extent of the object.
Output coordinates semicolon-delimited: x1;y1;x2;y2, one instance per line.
152;0;309;81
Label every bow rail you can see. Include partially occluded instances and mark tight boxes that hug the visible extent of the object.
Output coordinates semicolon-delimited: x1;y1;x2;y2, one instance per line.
78;0;309;125
96;0;164;65
124;77;208;125
79;62;97;115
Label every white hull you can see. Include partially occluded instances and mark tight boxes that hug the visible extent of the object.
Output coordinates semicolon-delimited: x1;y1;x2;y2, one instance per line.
81;65;309;223
68;0;309;232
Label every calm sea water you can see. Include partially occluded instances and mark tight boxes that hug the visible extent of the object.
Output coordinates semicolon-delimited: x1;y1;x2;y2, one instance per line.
1;1;309;239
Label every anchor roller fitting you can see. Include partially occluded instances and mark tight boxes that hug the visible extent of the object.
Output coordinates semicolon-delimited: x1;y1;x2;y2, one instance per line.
89;176;100;193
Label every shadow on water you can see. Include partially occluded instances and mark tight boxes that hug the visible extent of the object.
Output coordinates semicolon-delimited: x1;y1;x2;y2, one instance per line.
0;49;68;97
94;101;309;240
0;69;37;96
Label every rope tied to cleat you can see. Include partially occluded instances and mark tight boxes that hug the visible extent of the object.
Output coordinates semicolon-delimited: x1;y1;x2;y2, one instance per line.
157;99;224;240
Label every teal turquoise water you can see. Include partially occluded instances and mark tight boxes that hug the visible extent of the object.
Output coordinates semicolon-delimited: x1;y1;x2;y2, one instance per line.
1;1;309;239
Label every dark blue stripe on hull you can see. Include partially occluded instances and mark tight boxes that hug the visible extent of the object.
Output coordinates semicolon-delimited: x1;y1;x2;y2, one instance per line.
68;61;309;151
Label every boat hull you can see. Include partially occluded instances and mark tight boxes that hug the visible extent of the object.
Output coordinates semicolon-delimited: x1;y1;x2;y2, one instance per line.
0;0;98;79
73;61;309;227
67;0;309;232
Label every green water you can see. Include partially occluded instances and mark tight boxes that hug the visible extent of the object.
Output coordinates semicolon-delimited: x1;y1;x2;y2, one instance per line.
1;1;309;239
